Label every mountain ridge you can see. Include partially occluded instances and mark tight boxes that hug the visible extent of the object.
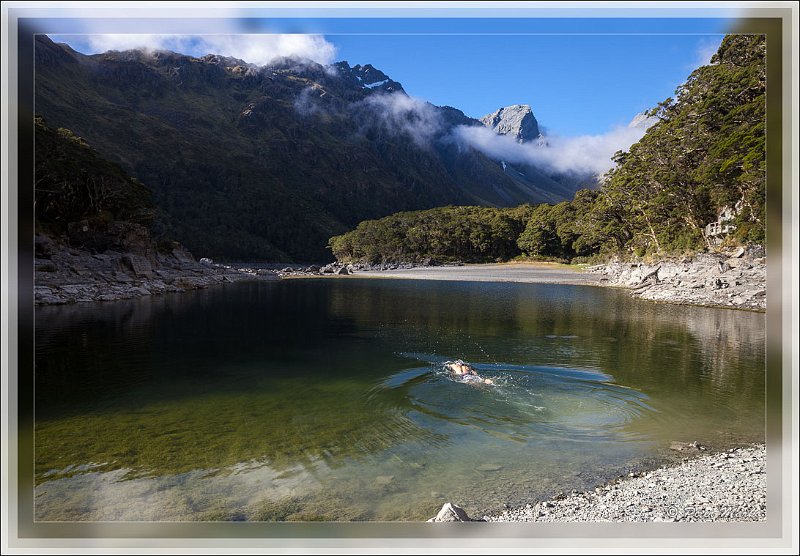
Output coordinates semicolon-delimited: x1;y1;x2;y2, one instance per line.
35;35;581;260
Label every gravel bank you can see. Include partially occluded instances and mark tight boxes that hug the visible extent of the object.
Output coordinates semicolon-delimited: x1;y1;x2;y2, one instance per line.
483;444;766;522
354;263;600;285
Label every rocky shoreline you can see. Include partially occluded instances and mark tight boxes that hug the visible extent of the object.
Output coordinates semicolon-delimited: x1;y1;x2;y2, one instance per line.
428;444;766;523
35;236;767;311
274;260;434;278
586;246;766;311
34;234;276;306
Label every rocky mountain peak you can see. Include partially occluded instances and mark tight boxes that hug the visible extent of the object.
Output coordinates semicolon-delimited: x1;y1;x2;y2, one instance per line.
332;61;405;93
480;104;541;143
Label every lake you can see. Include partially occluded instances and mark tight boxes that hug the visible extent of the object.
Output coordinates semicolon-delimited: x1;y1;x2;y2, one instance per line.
33;278;765;521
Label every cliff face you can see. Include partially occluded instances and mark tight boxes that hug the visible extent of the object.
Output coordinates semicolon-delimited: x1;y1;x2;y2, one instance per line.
480;104;541;143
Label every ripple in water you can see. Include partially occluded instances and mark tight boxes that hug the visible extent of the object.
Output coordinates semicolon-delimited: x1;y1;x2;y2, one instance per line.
372;353;656;443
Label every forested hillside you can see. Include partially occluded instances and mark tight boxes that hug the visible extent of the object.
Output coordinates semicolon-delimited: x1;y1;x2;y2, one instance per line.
596;34;765;255
35;116;155;238
330;35;766;264
329;205;534;263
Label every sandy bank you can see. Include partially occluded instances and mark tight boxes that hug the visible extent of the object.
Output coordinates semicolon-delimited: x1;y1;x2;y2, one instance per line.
355;263;600;286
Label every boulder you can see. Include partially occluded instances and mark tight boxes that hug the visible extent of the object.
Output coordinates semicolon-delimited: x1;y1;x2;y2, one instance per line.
171;244;195;265
119;254;154;278
34;234;57;258
336;266;350;275
105;221;153;256
427;502;474;522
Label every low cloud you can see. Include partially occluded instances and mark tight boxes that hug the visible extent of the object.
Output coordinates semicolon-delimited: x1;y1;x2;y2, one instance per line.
360;93;443;147
452;122;652;176
70;34;337;66
293;86;325;117
690;36;724;69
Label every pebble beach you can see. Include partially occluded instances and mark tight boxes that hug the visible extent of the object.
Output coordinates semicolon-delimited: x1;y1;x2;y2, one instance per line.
482;444;766;523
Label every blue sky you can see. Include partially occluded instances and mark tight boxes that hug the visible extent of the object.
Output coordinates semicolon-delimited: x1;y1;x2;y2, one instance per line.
50;18;728;137
332;34;724;135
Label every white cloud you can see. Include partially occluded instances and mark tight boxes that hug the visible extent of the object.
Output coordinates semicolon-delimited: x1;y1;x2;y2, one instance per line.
690;36;724;69
360;93;443;147
77;34;337;66
293;86;325;117
452;121;653;176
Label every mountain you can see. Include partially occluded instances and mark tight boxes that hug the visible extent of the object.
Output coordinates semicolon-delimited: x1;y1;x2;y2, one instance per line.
480;104;542;143
333;62;404;93
328;34;766;264
34;35;574;261
479;104;592;199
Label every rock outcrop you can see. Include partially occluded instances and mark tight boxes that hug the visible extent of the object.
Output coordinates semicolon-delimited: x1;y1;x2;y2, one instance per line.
34;233;276;306
588;246;766;310
480;104;541;143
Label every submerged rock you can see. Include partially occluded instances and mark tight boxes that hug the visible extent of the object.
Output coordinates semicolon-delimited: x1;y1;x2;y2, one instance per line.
475;463;504;472
670;441;705;452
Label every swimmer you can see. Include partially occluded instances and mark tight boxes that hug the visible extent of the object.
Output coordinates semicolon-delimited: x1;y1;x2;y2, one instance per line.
444;360;494;385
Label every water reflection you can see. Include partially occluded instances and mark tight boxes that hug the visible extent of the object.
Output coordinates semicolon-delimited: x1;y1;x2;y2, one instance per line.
34;279;765;520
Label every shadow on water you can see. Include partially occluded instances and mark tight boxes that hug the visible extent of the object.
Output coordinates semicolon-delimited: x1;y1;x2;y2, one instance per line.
33;278;765;520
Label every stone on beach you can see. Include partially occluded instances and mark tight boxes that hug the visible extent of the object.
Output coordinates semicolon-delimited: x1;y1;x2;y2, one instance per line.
427;502;475;522
670;441;705;452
